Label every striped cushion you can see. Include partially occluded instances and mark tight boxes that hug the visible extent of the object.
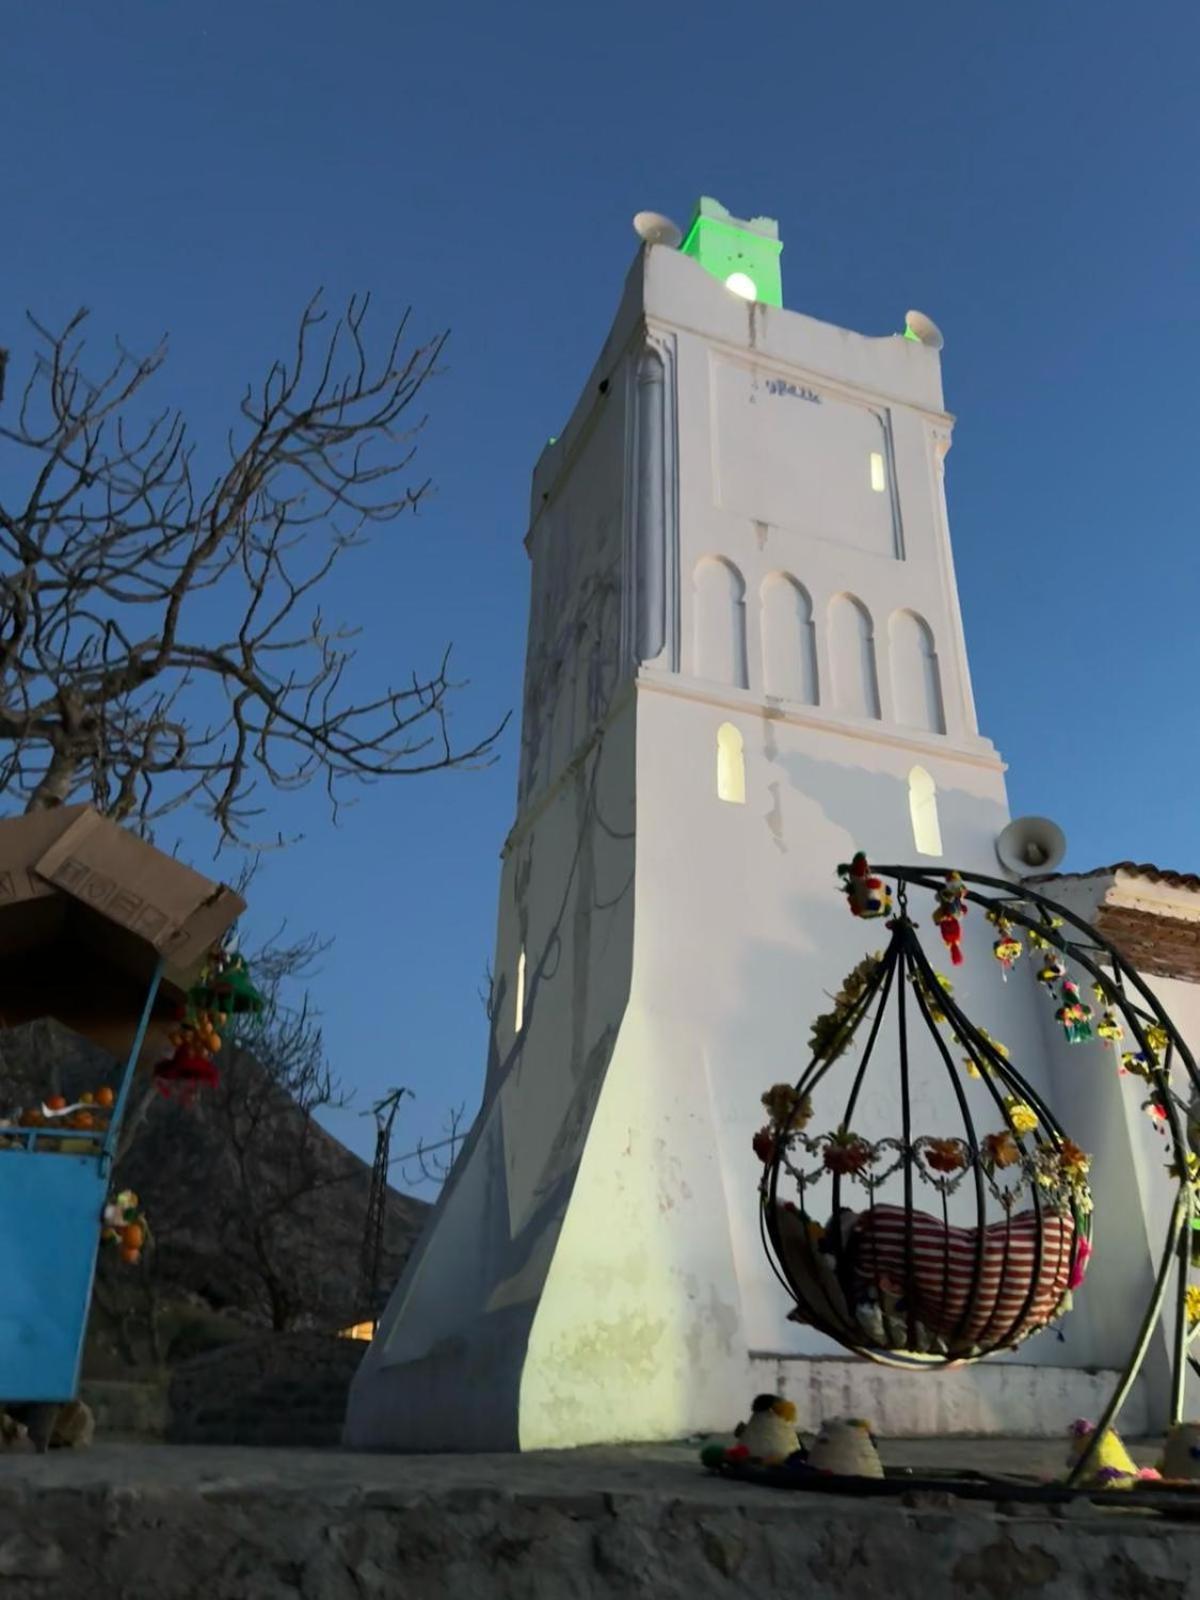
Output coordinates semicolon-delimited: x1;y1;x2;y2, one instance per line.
851;1203;1078;1348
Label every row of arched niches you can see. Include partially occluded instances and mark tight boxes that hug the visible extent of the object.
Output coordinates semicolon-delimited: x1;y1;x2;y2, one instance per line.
692;557;946;735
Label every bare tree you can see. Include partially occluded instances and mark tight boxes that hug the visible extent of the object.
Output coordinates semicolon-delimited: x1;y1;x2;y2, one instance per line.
83;926;451;1361
162;932;361;1332
394;1102;467;1190
0;296;506;849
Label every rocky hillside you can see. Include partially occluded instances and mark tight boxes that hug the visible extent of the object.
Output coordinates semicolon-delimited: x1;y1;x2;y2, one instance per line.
0;1019;431;1371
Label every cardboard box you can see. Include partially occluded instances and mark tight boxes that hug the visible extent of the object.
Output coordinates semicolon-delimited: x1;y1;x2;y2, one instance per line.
0;806;246;1067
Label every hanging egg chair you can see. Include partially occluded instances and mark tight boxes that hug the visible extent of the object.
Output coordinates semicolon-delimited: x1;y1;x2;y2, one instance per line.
758;876;1093;1371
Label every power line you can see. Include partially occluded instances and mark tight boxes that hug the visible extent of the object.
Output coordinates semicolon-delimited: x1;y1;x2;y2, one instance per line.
385;1129;461;1169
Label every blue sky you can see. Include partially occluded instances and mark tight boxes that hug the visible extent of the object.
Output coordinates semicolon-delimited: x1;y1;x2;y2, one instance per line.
4;1;1198;1180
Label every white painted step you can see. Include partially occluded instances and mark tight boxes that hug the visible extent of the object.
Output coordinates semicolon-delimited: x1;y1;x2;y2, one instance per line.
748;1355;1149;1438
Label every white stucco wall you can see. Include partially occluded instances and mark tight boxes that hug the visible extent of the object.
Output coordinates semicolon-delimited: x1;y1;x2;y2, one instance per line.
347;302;644;1453
348;238;1159;1453
1029;872;1200;1419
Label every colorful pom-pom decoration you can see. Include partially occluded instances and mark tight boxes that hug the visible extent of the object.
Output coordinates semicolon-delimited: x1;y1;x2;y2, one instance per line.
986;910;1022;980
993;936;1023;977
1096;1009;1124;1046
1055;980;1094;1044
837;853;893;920
1037;953;1067;989
1026;916;1064;951
1004;1097;1039;1136
932;873;968;967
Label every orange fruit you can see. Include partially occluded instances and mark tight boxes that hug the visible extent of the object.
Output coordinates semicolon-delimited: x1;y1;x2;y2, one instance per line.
120;1246;141;1266
45;1094;66;1112
96;1087;115;1109
73;1111;94;1130
122;1222;145;1251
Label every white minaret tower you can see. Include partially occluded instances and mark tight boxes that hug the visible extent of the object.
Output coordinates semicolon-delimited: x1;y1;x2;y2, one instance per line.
346;200;1131;1451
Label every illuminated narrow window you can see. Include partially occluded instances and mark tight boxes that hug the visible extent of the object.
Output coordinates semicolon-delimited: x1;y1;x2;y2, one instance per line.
717;722;746;804
870;451;886;493
515;947;527;1033
908;766;943;857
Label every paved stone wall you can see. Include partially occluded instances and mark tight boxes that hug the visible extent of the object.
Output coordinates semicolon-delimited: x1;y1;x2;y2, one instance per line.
167;1332;365;1447
80;1379;168;1440
0;1442;1194;1600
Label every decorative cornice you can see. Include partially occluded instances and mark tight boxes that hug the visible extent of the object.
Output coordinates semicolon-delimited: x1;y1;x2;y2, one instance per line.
634;669;1006;774
645;313;957;430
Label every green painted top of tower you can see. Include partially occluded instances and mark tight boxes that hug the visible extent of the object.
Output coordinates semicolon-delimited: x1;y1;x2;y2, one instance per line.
679;197;783;309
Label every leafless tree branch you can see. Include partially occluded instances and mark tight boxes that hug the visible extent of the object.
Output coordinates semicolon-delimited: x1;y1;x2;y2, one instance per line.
398;1103;466;1189
0;295;509;850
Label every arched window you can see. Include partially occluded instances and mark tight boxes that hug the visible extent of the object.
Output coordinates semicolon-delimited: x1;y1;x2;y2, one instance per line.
889;610;946;734
908;766;943;857
693;557;749;689
515;946;527;1034
828;593;881;719
717;722;746;804
761;573;818;705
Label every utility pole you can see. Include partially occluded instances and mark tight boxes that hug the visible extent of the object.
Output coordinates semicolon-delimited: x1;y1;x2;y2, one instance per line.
358;1087;411;1333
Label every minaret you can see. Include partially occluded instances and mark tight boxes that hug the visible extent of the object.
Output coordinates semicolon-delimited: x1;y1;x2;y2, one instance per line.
346;200;1101;1453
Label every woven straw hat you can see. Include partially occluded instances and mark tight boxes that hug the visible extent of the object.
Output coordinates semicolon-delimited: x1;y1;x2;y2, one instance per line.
735;1395;802;1465
1163;1422;1200;1481
808;1417;883;1478
1065;1420;1139;1485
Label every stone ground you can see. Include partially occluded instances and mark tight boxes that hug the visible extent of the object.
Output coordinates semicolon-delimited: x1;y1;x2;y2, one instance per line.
0;1438;1195;1599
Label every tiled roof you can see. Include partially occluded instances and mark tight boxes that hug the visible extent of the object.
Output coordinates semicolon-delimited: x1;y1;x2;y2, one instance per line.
1092;904;1200;984
1038;862;1200;893
1031;862;1200;981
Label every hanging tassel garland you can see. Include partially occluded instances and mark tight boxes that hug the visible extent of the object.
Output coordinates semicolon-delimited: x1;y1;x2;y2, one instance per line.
837;853;892;920
1027;916;1064;951
1037;953;1067;990
986;910;1023;980
1097;1009;1124;1046
1055;980;1094;1044
937;916;964;965
932;872;968;967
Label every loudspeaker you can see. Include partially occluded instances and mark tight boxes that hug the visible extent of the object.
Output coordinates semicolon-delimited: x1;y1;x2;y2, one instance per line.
995;816;1066;877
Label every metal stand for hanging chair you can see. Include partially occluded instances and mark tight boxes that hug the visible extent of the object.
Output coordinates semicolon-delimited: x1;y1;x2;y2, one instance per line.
750;862;1200;1504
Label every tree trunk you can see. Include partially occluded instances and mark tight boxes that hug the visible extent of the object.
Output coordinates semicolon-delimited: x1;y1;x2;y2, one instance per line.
25;751;79;812
115;1078;160;1168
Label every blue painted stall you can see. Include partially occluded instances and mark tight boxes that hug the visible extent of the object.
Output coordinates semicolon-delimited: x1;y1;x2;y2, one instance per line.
0;960;162;1404
0;805;245;1429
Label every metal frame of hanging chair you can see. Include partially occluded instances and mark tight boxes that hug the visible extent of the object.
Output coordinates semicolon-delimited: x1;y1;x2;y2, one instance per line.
758;861;1200;1492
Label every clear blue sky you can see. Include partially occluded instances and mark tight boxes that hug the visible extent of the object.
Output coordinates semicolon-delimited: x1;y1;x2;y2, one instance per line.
4;2;1198;1180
